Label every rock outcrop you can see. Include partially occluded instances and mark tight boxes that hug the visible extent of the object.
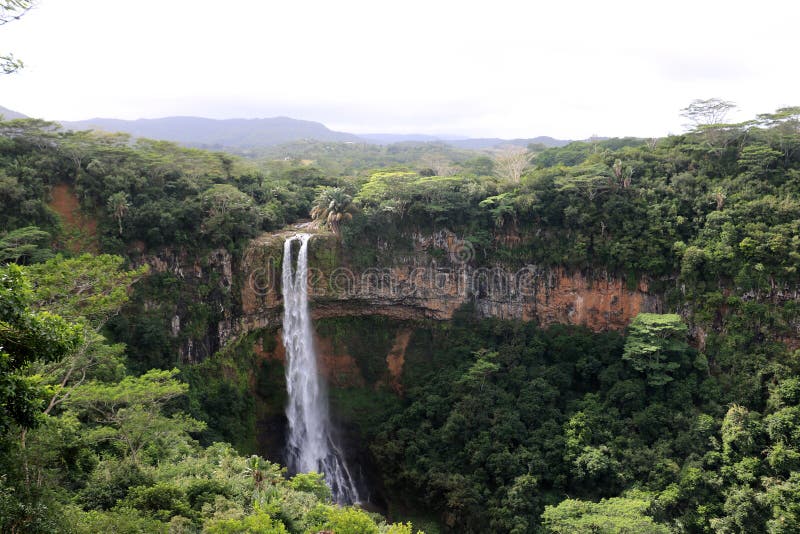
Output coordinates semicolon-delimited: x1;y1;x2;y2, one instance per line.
239;228;662;335
129;244;237;364
121;226;664;370
233;227;663;392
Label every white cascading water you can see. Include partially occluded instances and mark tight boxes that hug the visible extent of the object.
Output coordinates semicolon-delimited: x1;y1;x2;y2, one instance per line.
281;233;361;504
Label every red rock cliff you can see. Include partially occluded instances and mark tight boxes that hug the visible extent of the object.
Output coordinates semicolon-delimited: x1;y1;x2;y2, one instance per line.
239;228;662;335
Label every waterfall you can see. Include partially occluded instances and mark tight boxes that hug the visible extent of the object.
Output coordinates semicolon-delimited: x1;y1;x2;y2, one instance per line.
281;233;360;504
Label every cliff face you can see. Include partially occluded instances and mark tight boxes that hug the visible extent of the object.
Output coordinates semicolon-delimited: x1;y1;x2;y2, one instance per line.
129;244;237;364
126;226;799;379
125;227;662;370
233;228;663;390
239;228;662;334
253;328;408;393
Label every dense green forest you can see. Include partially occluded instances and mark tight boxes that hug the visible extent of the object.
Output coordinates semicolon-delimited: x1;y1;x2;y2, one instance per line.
2;103;800;532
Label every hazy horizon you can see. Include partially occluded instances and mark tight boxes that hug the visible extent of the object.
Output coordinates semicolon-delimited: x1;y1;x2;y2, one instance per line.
2;0;799;139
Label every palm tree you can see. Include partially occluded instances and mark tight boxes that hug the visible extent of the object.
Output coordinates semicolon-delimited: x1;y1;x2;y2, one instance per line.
310;187;354;235
106;191;130;236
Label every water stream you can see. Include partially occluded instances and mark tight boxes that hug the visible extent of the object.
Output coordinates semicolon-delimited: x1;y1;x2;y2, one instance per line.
281;233;360;504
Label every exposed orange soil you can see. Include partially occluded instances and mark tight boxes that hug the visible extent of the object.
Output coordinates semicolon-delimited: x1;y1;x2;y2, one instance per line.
48;184;98;253
254;331;366;388
385;329;412;394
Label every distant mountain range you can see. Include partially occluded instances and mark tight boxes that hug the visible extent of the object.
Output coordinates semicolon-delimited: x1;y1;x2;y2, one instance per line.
447;137;570;149
0;105;572;150
0;105;29;120
59;116;363;148
358;133;570;149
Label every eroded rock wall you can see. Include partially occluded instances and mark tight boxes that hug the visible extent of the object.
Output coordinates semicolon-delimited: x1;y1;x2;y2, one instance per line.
129;245;237;364
121;227;664;369
239;228;662;335
232;227;665;392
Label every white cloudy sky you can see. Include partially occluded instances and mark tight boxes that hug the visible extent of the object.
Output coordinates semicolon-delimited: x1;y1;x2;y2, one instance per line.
2;0;798;139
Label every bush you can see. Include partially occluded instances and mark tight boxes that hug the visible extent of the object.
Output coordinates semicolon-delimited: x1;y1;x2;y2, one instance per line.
78;460;154;511
125;482;190;521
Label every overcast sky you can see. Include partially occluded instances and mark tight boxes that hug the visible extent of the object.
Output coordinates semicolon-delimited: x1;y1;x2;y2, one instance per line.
2;0;799;139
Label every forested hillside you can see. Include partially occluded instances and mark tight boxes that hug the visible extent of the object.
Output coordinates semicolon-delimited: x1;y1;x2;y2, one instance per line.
2;104;800;532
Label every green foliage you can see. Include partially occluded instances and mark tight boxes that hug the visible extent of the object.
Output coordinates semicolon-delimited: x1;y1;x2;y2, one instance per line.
372;320;651;532
124;482;191;521
0;118;329;255
25;253;148;327
0;225;52;264
4;106;800;534
462;155;495;176
0;264;82;432
78;458;154;510
106;190;130;235
622;313;689;386
68;506;170;534
354;170;491;230
720;404;763;462
0;473;66;534
1;270;413;531
764;472;800;533
199;183;263;248
67;368;206;464
457;348;499;390
289;472;332;501
321;505;381;534
205;508;288;533
316;107;800;288
542;494;669;533
366;309;800;532
0;122;69;235
183;334;260;451
17;254;145;423
253;140;471;178
310;186;355;234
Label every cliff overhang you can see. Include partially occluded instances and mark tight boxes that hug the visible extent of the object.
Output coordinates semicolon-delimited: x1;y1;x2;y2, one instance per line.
239;227;662;336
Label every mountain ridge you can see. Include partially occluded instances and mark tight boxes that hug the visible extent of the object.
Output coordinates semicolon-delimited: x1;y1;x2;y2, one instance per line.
59;115;363;148
1;104;573;149
0;105;28;120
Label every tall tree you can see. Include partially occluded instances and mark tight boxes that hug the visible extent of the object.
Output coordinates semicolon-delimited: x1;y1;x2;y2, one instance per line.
67;368;205;464
310;186;354;235
0;264;82;433
199;183;262;245
493;146;530;183
755;106;800;165
25;254;147;416
622;313;689;386
0;226;51;264
106;192;130;236
680;98;737;130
